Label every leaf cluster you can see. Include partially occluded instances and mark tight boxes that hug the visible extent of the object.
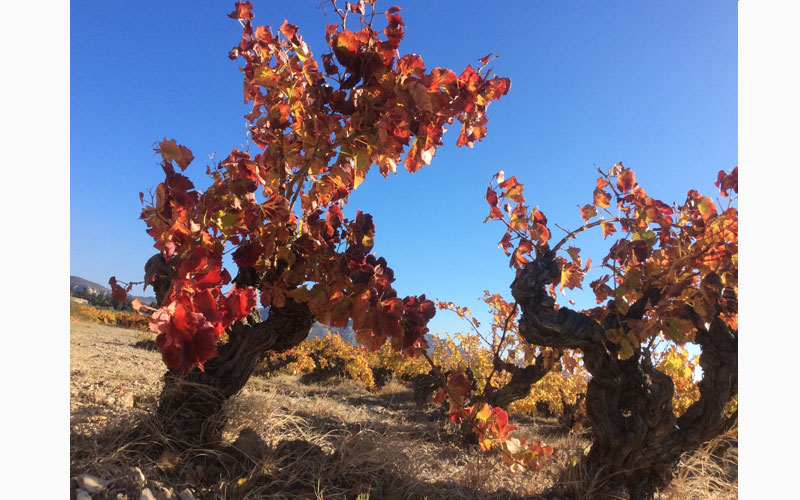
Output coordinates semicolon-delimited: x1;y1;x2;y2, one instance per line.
130;1;511;371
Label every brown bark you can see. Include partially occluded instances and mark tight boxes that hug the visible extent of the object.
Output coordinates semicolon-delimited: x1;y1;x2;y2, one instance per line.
155;299;314;444
487;353;560;409
145;256;315;445
510;251;737;500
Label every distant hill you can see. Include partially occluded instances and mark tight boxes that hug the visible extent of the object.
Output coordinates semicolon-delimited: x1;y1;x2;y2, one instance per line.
70;275;157;305
70;275;112;296
258;307;435;353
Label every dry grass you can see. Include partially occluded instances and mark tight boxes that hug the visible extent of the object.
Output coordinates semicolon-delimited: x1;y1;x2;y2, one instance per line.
71;373;578;499
536;426;738;500
70;322;737;500
660;426;738;500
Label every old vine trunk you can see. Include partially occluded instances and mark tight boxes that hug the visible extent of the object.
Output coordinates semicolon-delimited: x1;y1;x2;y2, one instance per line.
146;255;314;445
510;252;737;500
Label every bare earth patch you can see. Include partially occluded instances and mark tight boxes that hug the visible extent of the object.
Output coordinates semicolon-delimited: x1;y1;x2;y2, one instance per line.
70;321;735;500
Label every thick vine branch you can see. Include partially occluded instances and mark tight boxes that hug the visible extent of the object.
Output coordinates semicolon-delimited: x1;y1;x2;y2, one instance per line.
510;250;606;350
487;351;561;409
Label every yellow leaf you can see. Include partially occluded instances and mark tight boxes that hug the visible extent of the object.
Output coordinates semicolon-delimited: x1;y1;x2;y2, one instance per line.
617;338;634;360
475;403;492;422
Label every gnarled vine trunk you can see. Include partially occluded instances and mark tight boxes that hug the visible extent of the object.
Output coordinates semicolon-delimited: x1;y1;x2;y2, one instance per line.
145;255;315;445
486;353;560;410
510;252;737;500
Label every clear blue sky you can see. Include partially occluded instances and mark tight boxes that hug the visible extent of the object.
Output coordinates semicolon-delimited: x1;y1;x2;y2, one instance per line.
70;0;737;337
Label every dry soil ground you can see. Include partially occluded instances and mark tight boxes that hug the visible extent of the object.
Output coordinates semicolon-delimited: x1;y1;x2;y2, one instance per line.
69;319;736;500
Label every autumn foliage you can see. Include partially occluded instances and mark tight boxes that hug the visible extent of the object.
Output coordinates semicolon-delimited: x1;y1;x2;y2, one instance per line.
126;0;510;372
113;1;737;494
486;164;737;360
71;301;151;332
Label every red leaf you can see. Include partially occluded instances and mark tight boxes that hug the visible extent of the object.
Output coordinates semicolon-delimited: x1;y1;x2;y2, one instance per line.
194;289;222;324
173;302;201;335
429;67;457;90
108;277;129;303
715;166;738;196
448;371;472;399
397;54;425;76
483;77;511;100
498;232;513;256
321;53;338;75
225;286;257;324
232;242;264;268
279;20;299;42
485;206;503;221
486;187;499;207
228;1;254;20
384;6;405;47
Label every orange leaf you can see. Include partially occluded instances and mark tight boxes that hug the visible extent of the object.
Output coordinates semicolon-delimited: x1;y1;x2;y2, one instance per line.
617;169;636;194
697;195;717;221
499;176;525;203
560;264;584;291
593;187;611;208
601;221;616;239
156;138;194;171
580;204;597;221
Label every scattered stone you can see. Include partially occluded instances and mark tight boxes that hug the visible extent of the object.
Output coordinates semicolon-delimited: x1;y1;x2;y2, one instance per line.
140;488;157;500
78;474;110;494
76;488;92;500
106;396;117;406
131;467;146;487
178;488;197;500
120;392;135;408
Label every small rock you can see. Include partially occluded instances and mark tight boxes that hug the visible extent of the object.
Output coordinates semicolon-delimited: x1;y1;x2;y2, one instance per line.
140;488;158;500
116;494;129;500
106;396;117;406
76;488;92;500
178;488;197;500
159;486;174;499
78;474;110;494
121;392;135;408
232;427;270;461
131;467;146;487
